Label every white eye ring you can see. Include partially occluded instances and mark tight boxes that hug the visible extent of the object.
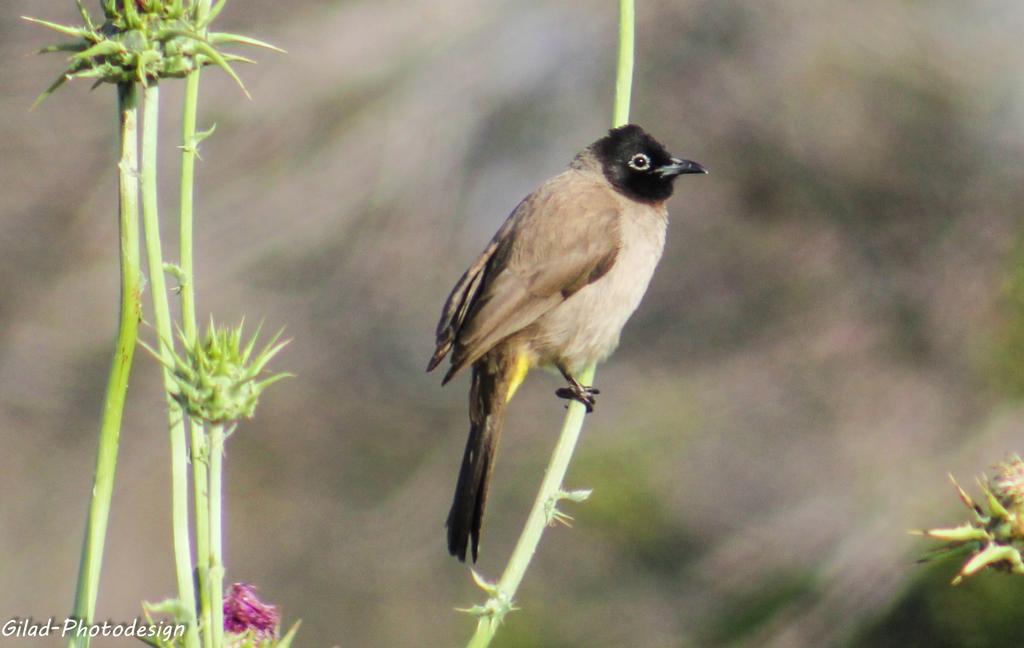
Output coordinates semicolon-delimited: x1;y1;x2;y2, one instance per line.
628;153;651;170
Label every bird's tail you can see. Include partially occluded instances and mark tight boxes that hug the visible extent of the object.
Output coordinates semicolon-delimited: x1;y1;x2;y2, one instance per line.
446;352;517;562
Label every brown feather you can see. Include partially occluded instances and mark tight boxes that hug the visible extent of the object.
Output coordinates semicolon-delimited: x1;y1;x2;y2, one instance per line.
446;350;514;561
427;204;521;374
430;167;623;381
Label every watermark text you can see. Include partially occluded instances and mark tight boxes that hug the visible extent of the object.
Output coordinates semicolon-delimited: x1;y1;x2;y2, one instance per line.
2;617;185;642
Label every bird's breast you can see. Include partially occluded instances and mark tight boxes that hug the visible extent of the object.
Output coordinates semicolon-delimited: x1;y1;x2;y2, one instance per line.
532;205;668;372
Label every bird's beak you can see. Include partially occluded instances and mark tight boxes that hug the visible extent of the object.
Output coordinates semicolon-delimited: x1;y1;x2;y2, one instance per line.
657;157;708;177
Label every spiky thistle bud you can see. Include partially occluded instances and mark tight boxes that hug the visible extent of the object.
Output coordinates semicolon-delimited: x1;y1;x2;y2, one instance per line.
24;0;284;107
917;456;1024;584
147;318;291;424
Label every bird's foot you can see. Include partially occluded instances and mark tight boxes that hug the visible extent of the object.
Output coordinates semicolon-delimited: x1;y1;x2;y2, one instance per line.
555;383;600;413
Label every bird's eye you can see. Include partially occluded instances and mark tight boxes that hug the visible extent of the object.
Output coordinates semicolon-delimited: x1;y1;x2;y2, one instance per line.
628;153;651;170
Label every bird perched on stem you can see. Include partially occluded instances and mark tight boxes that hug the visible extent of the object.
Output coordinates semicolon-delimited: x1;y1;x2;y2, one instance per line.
428;124;706;562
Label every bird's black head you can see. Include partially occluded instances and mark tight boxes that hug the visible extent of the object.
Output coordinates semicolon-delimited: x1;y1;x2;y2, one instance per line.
590;124;706;203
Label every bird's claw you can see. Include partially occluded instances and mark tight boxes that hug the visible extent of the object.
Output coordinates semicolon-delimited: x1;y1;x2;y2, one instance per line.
555;384;599;413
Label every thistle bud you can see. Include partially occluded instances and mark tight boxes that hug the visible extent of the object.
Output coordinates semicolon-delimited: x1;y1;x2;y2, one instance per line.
25;0;283;106
918;457;1024;584
155;319;291;424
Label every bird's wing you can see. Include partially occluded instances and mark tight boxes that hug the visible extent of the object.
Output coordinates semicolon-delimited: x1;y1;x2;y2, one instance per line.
428;174;621;381
427;212;518;373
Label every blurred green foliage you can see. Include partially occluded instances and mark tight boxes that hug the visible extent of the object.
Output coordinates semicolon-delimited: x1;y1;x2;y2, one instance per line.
854;557;1024;648
577;441;701;575
703;571;819;646
987;239;1024;398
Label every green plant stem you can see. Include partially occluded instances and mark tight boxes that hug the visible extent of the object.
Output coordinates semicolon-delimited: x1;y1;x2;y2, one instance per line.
179;32;201;341
192;421;212;648
613;0;635;128
179;64;213;648
464;0;634;644
69;82;141;648
184;4;212;643
503;365;598;591
466;368;595;648
140;83;200;648
208;423;226;648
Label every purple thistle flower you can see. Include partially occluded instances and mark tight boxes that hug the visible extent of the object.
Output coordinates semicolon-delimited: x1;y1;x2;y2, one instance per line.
224;583;279;640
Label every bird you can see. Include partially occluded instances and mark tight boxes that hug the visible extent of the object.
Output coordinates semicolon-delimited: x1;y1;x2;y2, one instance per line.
428;124;706;562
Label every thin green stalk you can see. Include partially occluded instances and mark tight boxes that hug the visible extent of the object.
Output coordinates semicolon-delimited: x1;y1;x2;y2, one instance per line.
140;83;200;648
208;423;226;648
466;365;596;647
183;4;212;643
613;0;635;128
179;32;202;341
180;63;213;648
464;0;634;644
192;421;212;648
69;82;142;648
499;364;596;593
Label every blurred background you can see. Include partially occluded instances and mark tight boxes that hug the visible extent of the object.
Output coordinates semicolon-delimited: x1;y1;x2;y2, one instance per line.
4;0;1024;646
